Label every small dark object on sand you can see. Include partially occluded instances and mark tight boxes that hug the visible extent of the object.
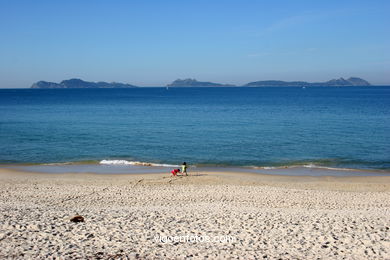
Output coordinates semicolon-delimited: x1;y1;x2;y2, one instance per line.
70;215;84;223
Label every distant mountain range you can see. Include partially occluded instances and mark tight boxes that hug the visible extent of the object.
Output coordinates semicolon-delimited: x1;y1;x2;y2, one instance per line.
169;77;370;87
31;79;138;89
244;77;370;87
31;77;370;88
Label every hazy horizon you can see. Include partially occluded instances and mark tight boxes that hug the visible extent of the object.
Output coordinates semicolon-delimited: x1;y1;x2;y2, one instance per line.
1;0;389;88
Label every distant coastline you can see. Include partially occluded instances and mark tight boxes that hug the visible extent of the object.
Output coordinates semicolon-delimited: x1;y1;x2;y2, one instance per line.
167;77;370;87
31;77;370;88
31;79;138;89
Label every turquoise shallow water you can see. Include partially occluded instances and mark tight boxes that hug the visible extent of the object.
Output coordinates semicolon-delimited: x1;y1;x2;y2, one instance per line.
0;87;389;170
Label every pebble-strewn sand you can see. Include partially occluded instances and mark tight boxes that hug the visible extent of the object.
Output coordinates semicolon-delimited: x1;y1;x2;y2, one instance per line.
0;169;389;259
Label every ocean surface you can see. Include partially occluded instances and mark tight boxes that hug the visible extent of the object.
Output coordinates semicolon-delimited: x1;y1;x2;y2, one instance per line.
1;87;390;172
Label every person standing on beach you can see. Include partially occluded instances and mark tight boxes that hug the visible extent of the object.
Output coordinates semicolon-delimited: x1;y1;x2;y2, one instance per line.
181;162;188;176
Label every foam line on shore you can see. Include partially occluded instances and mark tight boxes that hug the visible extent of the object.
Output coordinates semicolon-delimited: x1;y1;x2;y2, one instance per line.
252;164;371;172
99;159;178;167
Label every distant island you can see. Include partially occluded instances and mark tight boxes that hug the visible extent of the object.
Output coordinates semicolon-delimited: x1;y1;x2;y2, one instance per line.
31;79;138;89
167;78;236;87
31;77;370;88
244;77;370;87
167;77;370;87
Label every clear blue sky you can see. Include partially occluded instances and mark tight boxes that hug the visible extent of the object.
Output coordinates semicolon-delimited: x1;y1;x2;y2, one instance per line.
0;0;389;87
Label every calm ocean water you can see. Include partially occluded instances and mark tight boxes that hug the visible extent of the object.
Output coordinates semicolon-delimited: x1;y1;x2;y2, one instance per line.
1;87;389;170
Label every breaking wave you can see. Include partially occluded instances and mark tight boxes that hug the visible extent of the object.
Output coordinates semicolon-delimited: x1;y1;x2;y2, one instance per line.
99;160;178;167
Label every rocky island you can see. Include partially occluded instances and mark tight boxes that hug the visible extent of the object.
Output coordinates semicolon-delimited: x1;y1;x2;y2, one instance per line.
166;77;370;87
244;77;370;87
167;79;236;87
31;79;138;89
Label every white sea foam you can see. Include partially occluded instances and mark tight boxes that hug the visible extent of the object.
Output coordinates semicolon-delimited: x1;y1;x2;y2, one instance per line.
303;163;316;168
261;166;278;170
303;164;354;171
252;164;355;172
99;160;178;167
252;166;288;170
42;162;73;166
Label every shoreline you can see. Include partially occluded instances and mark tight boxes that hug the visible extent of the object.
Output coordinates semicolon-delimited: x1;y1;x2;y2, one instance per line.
2;162;390;177
1;167;390;191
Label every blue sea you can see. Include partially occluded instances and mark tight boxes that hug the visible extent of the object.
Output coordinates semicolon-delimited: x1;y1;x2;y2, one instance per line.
1;87;389;173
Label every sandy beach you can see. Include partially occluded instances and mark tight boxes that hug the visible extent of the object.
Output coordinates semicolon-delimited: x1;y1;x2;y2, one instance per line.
0;168;389;259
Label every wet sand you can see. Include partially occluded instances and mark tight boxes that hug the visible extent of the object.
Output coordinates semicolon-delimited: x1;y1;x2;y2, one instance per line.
0;168;389;259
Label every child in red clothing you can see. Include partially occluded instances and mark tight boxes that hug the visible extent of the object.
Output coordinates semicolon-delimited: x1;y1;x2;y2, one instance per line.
171;168;181;176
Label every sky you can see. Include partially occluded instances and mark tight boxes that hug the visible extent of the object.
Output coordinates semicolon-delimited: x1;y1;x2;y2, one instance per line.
0;0;389;87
